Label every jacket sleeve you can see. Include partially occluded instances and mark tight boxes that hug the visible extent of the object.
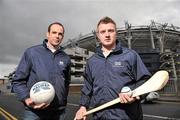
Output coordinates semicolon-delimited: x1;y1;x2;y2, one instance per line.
131;52;151;99
65;57;71;85
64;57;71;94
12;50;32;101
79;62;93;109
132;52;151;81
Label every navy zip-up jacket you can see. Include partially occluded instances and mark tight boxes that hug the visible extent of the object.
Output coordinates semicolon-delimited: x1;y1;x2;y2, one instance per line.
12;39;71;111
80;40;151;120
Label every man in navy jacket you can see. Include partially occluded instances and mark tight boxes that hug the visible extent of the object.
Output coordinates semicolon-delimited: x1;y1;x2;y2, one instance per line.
74;17;151;120
12;22;71;120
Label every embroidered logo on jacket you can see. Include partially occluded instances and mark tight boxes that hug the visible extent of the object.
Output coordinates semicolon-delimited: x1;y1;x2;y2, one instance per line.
59;61;64;66
113;61;124;67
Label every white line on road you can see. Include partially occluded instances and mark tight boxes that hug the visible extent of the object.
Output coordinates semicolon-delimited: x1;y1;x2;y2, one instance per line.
67;103;79;107
144;114;180;120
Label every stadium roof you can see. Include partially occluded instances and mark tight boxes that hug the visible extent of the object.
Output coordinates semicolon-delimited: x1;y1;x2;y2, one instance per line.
62;21;180;53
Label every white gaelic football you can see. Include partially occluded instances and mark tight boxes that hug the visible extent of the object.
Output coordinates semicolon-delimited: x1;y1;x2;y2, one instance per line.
30;81;55;104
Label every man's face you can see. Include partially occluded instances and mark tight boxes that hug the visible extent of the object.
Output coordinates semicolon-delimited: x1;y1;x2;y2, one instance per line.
46;24;64;47
97;23;117;49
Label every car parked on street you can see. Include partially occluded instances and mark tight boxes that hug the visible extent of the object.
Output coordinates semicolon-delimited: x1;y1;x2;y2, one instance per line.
141;92;160;103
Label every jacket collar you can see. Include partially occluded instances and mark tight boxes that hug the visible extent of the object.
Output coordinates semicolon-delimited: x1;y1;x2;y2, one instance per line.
43;39;64;53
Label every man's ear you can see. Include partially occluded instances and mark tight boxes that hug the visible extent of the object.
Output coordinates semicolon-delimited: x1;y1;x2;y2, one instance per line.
96;32;100;42
46;32;49;38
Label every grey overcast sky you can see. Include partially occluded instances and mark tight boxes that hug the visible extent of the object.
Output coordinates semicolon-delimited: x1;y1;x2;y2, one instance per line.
0;0;180;77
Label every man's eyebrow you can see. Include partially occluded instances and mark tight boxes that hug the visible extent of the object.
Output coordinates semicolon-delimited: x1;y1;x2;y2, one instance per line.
59;33;63;36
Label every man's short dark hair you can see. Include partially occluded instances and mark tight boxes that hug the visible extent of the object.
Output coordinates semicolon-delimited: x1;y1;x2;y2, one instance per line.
48;22;65;34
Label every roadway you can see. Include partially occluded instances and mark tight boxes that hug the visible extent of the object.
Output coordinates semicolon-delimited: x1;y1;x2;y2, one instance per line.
1;92;180;120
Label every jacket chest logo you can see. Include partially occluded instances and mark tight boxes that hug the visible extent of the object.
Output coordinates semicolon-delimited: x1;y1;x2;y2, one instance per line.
113;61;124;67
59;61;64;66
